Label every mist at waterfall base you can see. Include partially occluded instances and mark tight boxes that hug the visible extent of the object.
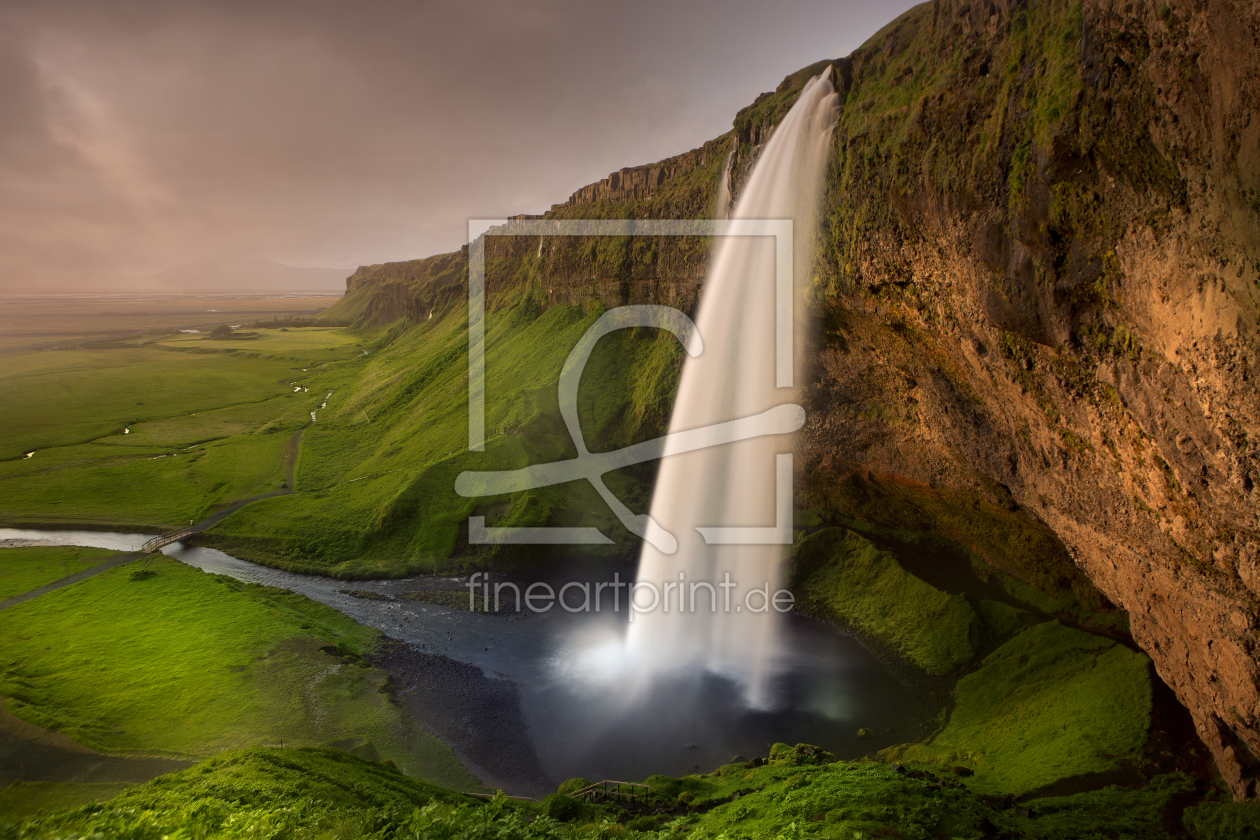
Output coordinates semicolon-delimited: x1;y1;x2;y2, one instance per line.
533;72;913;778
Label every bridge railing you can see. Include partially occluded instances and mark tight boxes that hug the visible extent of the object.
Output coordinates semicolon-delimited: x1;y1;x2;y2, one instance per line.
568;780;650;811
467;792;538;802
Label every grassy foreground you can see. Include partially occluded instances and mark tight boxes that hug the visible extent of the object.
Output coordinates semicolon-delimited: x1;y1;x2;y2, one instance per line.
0;555;476;791
3;741;1255;840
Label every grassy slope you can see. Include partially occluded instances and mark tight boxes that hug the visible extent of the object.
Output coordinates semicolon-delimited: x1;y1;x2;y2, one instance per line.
0;546;118;600
792;528;979;674
1184;800;1260;840
207;302;685;575
0;748;466;839
0;556;476;790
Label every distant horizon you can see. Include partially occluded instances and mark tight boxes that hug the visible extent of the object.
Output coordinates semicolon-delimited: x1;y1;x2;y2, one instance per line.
8;257;354;295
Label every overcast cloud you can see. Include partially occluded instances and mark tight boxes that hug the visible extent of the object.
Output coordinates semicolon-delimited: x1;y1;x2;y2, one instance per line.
0;0;919;288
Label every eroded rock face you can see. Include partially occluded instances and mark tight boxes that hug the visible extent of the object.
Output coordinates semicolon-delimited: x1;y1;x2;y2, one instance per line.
796;0;1260;799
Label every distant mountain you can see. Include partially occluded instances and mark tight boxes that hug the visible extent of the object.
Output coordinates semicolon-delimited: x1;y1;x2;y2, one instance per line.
18;259;351;294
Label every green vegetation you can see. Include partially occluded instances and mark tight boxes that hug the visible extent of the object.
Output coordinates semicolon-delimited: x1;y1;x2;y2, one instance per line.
0;748;467;839
792;528;979;674
977;597;1027;639
1184;799;1260;840
0;346;300;458
0;433;292;529
0;546;118;599
891;621;1152;794
0;556;476;789
4;742;1240;840
155;326;363;356
0;291;691;572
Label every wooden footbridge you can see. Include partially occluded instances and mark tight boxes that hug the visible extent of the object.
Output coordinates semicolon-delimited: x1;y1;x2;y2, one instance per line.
140;526;198;553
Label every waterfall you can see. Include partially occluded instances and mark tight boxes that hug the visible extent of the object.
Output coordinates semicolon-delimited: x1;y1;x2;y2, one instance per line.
715;150;733;219
624;71;839;706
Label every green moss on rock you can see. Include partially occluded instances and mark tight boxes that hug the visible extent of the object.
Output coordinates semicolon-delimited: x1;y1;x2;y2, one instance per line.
793;527;980;674
893;621;1153;795
978;597;1028;640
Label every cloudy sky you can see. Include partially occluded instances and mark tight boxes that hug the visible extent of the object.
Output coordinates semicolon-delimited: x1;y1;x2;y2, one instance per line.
0;0;918;288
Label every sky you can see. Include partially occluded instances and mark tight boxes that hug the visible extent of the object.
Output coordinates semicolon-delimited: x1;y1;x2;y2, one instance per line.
0;0;920;288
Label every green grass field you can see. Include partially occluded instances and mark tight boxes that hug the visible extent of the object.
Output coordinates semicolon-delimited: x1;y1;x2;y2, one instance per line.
0;347;297;457
0;434;293;529
0;327;370;529
0;556;477;791
0;546;118;600
154;327;364;355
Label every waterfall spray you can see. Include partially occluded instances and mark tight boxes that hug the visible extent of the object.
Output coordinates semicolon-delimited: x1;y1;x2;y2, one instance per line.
625;71;839;706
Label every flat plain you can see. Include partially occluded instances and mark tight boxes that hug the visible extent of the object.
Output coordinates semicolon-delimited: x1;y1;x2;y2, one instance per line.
0;323;369;529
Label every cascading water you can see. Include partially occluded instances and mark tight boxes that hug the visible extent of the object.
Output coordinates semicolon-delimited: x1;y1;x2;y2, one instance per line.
624;70;839;706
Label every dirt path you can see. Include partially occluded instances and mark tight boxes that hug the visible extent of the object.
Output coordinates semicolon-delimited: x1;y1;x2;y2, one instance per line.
0;698;191;786
284;429;302;490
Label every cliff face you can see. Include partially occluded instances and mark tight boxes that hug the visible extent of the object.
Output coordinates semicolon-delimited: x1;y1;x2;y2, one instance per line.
330;0;1260;798
800;0;1260;799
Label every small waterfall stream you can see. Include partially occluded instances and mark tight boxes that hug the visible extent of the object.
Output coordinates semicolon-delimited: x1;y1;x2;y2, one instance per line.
625;71;839;705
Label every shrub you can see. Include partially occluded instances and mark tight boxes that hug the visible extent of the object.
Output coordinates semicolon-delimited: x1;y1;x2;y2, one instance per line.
558;777;593;795
540;793;582;821
769;743;836;767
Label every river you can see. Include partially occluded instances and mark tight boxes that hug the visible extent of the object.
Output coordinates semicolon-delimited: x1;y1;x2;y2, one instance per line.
0;528;925;794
